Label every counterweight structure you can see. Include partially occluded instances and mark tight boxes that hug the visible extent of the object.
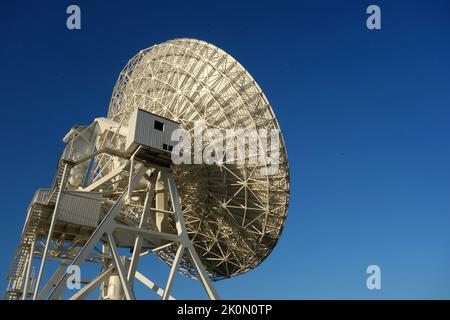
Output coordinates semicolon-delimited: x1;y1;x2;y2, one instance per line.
4;39;290;300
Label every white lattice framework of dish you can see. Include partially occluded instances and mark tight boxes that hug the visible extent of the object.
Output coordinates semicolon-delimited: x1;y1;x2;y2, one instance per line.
92;38;290;280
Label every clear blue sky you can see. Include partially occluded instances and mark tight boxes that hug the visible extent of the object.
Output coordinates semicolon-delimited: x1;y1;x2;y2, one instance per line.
1;0;450;299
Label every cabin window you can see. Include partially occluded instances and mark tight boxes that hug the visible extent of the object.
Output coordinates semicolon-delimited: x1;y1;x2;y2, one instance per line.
163;143;168;150
154;120;164;131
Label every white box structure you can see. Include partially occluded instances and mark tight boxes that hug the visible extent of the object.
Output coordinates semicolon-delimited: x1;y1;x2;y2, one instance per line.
56;191;102;228
126;108;180;154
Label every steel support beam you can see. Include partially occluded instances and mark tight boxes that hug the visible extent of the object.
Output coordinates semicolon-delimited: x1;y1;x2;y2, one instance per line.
165;170;219;300
127;173;157;286
36;259;70;300
33;163;69;300
107;233;135;300
47;164;147;299
135;271;175;300
162;244;184;300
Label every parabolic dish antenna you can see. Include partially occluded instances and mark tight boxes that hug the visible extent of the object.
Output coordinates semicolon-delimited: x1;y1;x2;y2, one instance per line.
100;38;290;279
5;38;290;300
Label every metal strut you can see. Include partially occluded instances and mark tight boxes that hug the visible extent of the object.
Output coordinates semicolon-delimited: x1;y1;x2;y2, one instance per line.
34;162;219;300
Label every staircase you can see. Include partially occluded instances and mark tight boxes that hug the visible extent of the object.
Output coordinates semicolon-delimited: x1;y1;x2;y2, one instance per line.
4;160;74;300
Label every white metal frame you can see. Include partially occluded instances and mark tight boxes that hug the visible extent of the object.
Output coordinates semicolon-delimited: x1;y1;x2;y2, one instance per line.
33;160;219;300
5;38;290;300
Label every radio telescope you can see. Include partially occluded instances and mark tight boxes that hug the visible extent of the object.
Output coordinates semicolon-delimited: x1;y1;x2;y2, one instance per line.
5;38;290;300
